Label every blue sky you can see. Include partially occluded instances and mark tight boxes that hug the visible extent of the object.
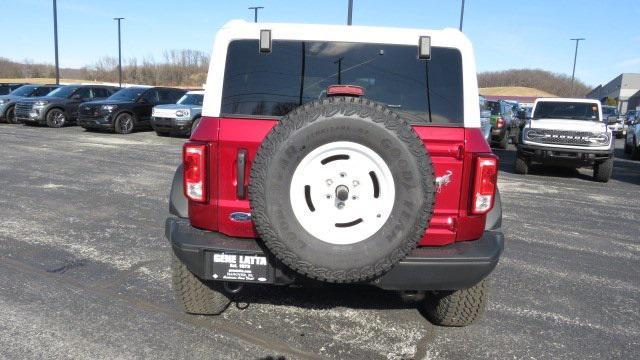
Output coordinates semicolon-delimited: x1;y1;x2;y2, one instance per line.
1;0;639;86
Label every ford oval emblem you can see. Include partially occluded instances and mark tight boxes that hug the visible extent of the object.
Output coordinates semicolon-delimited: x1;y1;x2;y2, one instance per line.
230;212;252;222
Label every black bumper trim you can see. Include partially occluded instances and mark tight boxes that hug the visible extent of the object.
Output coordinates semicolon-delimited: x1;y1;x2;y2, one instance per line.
518;142;613;162
165;217;504;291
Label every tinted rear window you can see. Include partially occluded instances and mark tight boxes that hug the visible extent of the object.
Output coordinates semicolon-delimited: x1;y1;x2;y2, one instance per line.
221;40;464;125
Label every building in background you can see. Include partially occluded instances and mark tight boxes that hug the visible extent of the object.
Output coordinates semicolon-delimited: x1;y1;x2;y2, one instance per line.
587;73;640;114
628;90;640;112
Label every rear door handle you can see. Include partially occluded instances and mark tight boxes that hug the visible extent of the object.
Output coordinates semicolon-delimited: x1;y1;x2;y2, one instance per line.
236;149;248;199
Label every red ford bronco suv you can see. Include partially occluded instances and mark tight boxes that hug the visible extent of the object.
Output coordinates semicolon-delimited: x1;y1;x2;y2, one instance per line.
165;20;504;326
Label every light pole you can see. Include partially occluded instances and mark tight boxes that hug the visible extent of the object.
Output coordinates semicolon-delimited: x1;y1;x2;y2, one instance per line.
347;0;353;25
248;6;264;23
334;57;344;84
459;0;465;31
570;38;585;96
53;0;60;84
114;18;125;87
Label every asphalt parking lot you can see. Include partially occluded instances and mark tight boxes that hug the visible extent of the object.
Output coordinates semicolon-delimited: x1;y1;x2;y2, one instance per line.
0;125;638;359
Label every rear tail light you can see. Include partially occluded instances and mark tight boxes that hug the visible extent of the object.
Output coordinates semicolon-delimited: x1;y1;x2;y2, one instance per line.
471;155;498;214
183;143;206;202
496;117;505;128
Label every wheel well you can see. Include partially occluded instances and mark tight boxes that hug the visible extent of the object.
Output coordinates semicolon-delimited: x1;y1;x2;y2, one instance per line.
46;106;67;117
115;111;136;122
3;104;14;118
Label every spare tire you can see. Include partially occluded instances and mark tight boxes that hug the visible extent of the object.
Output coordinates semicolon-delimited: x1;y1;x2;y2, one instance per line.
249;97;435;283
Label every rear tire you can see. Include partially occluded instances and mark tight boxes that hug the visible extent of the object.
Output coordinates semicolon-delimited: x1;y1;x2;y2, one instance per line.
422;278;489;327
593;158;613;183
155;131;170;137
171;252;231;315
514;155;528;175
114;113;135;134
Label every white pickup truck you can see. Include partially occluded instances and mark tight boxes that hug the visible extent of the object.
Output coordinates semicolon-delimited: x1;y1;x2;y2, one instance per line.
515;98;615;182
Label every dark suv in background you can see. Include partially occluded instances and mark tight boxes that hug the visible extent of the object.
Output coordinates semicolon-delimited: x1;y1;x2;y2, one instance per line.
18;85;118;128
487;99;518;148
1;84;59;124
0;83;27;95
78;87;186;134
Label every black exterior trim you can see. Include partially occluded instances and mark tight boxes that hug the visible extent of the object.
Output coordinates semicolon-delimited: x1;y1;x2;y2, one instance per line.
518;142;613;164
166;217;504;291
169;165;188;218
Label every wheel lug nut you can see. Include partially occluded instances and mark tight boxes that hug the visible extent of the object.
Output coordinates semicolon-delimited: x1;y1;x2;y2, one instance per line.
377;214;381;218
326;179;333;186
337;202;345;209
340;172;346;178
326;194;332;199
352;195;357;200
352;180;359;187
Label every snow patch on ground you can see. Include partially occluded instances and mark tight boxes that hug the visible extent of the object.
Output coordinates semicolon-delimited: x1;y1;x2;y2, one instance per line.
41;183;65;189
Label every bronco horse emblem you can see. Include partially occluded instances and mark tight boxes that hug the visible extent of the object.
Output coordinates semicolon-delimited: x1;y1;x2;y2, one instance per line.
435;170;453;193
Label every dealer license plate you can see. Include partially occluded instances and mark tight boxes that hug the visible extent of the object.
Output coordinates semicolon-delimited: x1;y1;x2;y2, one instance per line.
210;252;273;283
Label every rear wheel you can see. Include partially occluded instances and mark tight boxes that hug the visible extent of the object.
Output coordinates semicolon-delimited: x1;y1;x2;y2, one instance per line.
114;113;135;134
422;278;489;327
514;155;528;175
45;109;66;128
593;158;613;183
171;252;231;315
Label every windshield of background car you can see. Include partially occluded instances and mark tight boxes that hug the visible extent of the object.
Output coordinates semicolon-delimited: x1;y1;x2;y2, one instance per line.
178;94;204;106
534;102;599;121
107;87;146;102
602;106;618;116
46;86;79;98
221;40;464;125
486;101;500;115
10;85;38;97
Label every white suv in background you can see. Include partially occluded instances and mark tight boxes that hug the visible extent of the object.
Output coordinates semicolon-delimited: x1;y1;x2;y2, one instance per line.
515;98;615;182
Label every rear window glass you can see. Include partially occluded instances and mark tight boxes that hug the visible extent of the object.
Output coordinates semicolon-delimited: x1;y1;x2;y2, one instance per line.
221;40;464;125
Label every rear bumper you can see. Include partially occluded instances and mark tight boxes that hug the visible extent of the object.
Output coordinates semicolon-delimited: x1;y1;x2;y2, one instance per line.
165;217;504;291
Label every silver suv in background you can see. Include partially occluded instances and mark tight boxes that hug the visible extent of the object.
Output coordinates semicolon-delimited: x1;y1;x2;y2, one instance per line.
602;105;624;138
479;96;491;143
515;98;615;182
150;90;203;136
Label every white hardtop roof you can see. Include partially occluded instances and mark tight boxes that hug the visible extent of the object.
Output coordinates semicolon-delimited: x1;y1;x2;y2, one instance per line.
203;20;480;127
534;97;601;104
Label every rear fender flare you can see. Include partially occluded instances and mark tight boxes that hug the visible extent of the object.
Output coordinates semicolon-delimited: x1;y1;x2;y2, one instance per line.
169;164;188;218
485;189;502;230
